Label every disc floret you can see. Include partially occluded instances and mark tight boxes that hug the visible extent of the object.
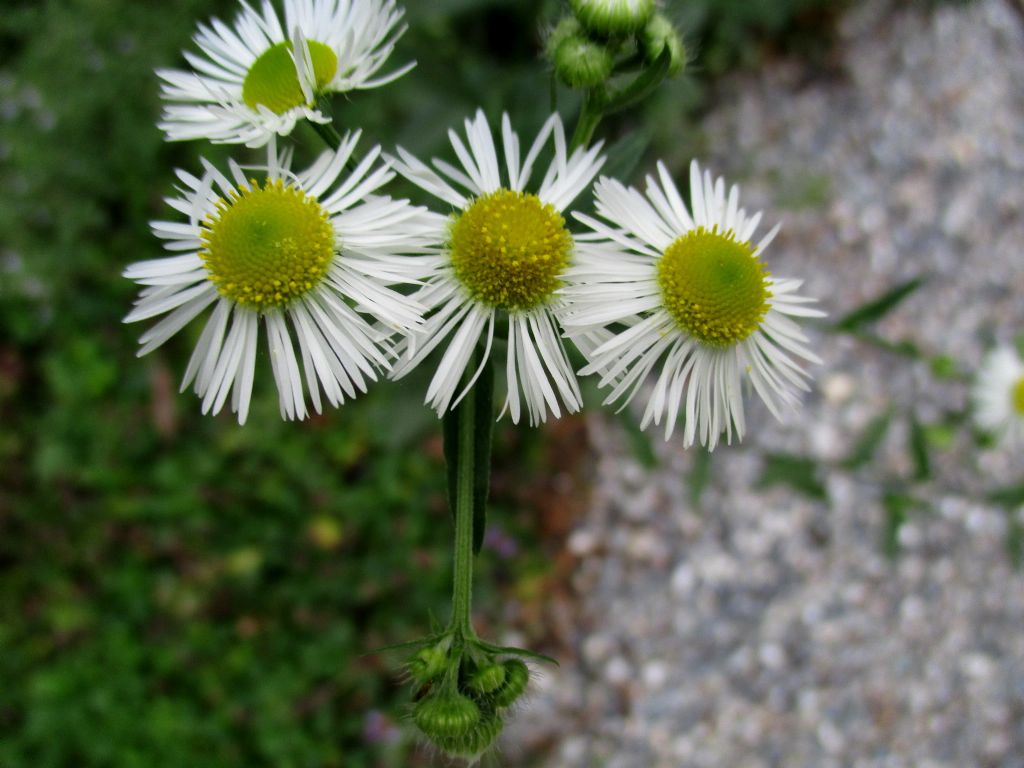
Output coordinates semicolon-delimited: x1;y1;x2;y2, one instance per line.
657;226;772;347
1013;377;1024;416
242;40;339;115
449;189;574;312
200;178;335;312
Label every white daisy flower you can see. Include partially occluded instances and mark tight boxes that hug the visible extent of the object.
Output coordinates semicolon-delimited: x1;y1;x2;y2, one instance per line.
387;110;606;426
124;133;436;424
562;160;825;449
158;0;413;146
973;345;1024;448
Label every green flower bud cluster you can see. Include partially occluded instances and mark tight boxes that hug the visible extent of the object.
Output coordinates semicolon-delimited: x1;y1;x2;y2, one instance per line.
407;639;531;760
547;2;686;91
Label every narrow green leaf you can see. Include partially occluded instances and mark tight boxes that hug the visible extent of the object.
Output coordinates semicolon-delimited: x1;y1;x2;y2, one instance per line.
832;277;926;332
600;130;651;189
908;414;931;481
758;452;826;500
881;492;914;559
471;354;494;554
987;484;1024;508
840;410;891;470
689;448;712;507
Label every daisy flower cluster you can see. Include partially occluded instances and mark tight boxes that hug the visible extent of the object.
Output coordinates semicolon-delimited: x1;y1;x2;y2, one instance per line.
124;0;824;449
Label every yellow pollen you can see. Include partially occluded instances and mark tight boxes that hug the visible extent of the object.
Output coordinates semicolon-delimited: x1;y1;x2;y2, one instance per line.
242;40;338;115
200;178;335;312
1012;377;1024;416
657;226;772;347
448;189;573;311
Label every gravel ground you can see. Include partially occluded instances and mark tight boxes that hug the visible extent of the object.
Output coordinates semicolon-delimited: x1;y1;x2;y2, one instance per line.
504;1;1024;766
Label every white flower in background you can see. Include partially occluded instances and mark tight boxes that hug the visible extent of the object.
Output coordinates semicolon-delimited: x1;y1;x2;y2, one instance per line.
124;134;436;424
158;0;413;146
387;110;606;425
973;345;1024;448
562;161;824;448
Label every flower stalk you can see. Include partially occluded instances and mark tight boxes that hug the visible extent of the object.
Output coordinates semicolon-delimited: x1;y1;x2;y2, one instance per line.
448;346;484;639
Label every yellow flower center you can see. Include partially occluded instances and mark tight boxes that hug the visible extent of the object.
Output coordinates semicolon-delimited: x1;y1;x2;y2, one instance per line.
1012;376;1024;416
448;189;573;311
657;226;772;347
242;40;339;115
200;178;335;312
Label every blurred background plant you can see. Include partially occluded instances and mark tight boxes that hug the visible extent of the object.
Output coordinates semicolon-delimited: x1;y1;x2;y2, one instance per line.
0;0;989;765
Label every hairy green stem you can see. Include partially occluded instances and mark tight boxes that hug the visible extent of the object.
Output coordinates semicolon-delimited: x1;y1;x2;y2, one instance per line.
449;358;480;639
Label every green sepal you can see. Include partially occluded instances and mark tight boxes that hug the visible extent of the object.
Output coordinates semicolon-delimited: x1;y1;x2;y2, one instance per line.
442;345;494;554
363;633;446;656
476;641;559;666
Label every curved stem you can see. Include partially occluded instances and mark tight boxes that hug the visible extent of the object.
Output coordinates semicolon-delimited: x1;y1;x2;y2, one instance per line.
571;92;604;151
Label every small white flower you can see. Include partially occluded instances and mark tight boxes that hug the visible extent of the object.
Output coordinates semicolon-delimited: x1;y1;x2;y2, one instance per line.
973;345;1024;448
387;110;606;425
562;160;824;448
124;133;436;424
158;0;413;146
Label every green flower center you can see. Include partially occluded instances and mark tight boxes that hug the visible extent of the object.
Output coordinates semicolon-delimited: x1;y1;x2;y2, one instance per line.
1012;377;1024;416
200;178;335;312
449;189;573;311
657;226;772;347
242;41;338;115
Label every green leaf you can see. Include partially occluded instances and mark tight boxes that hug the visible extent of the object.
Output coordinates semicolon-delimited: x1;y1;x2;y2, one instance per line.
987;484;1024;508
442;349;494;555
881;492;916;559
758;453;826;500
908;414;931;481
841;411;891;470
832;277;926;332
600;129;652;188
689;448;712;507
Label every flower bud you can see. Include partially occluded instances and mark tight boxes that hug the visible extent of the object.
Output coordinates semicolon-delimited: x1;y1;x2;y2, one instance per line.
490;659;530;708
439;714;503;759
553;35;614;89
546;16;583;58
641;13;686;76
408;645;448;683
570;0;655;38
468;662;506;695
414;691;481;741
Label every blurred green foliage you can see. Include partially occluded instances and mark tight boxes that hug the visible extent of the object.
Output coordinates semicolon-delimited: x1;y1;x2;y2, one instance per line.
0;0;843;765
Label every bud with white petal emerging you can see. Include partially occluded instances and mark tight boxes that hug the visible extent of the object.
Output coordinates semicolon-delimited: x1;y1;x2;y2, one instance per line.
570;0;655;37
